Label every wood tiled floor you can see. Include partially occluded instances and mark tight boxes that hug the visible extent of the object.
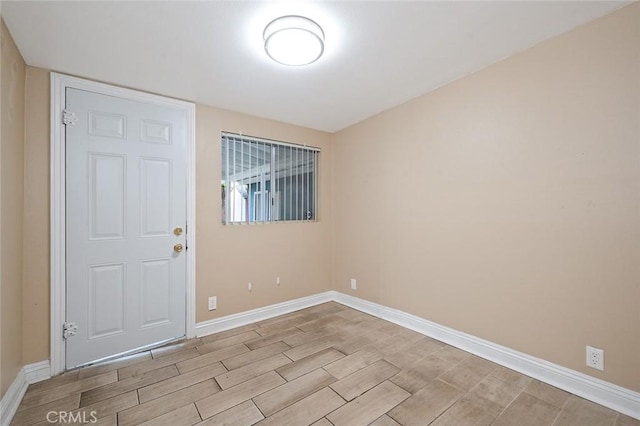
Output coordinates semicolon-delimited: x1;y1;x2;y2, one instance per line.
12;302;639;425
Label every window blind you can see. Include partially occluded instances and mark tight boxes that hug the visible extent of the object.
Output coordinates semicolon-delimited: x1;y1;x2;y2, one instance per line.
221;133;319;224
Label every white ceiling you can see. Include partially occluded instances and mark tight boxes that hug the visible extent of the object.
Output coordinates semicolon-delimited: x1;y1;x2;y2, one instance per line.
2;1;628;132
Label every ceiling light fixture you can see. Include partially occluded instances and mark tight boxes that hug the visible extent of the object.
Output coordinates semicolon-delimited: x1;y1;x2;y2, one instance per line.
263;15;325;66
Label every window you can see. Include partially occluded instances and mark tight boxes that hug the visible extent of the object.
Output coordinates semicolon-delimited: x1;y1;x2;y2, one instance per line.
221;133;319;224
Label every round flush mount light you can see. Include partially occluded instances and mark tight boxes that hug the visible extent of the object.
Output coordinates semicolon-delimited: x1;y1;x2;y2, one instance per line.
263;15;325;66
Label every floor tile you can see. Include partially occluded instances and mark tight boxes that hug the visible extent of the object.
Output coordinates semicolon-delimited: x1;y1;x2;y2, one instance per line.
408;336;448;355
460;373;525;416
281;329;334;347
390;354;456;394
80;365;178;406
617;414;640;426
177;344;250;374
26;371;80;393
383;337;445;370
94;414;117;426
151;339;203;358
438;355;497;391
330;334;376;356
377;322;420;339
371;333;425;357
327;380;410;426
20;371;118;409
334;308;374;321
196;371;285;419
138;362;227;403
553;396;618;426
197;400;264;425
388;379;463;425
369;415;402;426
255;316;308;335
297;314;345;332
214;353;291;390
245;328;304;350
493;392;560;426
11;393;80;425
197;331;261;354
66;390;138;422
200;324;258;343
310;419;333;426
429;398;495;426
254;368;337;417
284;335;342;361
118;348;198;379
384;349;426;372
323;347;382;379
330;360;400;401
118;379;219;426
78;352;152;379
522;380;570;409
434;345;470;365
138;403;201;426
276;348;344;381
221;341;290;370
256;387;346;426
326;318;379;338
490;365;533;389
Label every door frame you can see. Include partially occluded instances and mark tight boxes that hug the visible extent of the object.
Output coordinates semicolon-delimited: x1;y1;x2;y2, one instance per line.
50;73;197;375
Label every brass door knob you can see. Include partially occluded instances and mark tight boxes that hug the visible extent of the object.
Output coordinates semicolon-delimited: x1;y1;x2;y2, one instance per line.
174;227;184;236
174;243;183;253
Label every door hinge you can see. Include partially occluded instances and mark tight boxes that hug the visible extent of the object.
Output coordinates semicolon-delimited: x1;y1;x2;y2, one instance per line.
62;109;78;126
63;322;78;339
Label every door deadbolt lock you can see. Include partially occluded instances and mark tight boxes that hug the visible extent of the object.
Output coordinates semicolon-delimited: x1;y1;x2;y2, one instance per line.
174;243;183;253
173;226;183;236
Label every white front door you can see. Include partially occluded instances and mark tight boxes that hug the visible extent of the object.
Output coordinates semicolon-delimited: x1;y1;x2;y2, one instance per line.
65;88;187;368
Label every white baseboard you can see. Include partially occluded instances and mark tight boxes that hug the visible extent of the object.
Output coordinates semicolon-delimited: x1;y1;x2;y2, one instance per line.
195;292;333;337
330;291;640;420
24;360;51;384
0;369;27;426
0;361;51;426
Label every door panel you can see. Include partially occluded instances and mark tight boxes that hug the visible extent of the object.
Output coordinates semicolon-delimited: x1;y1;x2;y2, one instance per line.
88;111;126;139
88;263;125;338
65;88;187;368
140;119;172;144
88;153;126;240
140;258;171;327
140;158;171;237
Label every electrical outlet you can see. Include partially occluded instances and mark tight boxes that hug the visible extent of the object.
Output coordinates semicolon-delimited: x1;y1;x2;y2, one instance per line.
586;346;604;371
350;278;357;290
248;282;252;292
276;276;280;286
208;296;217;311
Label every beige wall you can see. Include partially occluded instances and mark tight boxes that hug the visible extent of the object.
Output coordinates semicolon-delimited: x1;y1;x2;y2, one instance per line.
22;67;49;365
20;69;333;362
332;3;640;391
1;19;25;397
196;106;332;321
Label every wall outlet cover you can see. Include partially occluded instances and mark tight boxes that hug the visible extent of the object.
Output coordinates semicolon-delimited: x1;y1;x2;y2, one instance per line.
586;345;604;371
208;296;217;311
